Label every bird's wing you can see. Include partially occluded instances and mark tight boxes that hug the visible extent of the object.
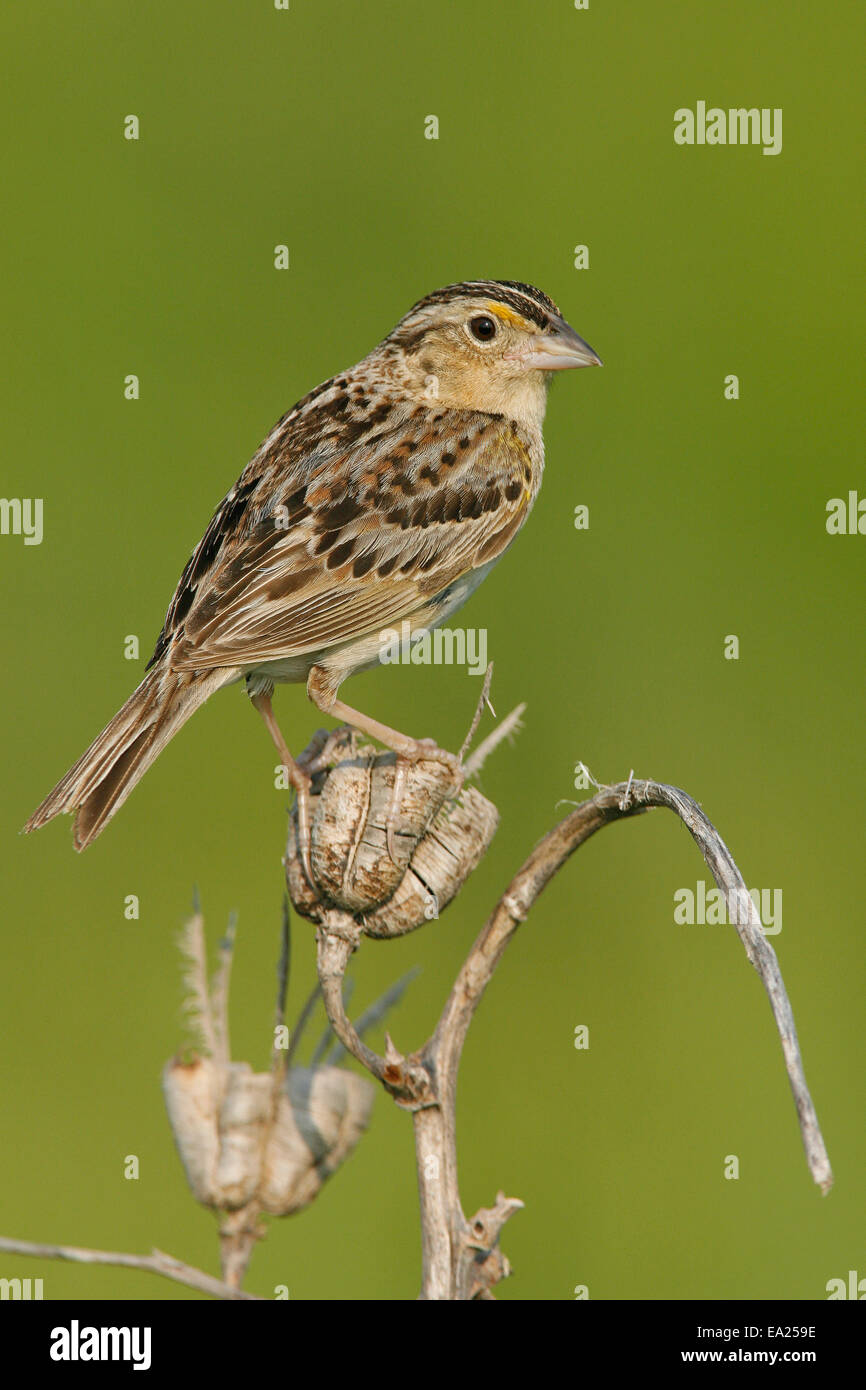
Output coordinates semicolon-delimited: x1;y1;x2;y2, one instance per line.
154;393;536;673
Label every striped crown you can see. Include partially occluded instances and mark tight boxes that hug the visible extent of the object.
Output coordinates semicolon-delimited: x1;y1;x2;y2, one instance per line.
397;280;561;334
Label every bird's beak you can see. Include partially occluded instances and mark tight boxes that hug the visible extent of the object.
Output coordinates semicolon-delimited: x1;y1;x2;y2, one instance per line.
516;316;603;372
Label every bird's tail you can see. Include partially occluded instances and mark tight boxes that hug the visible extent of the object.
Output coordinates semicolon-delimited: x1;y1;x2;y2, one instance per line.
24;663;234;850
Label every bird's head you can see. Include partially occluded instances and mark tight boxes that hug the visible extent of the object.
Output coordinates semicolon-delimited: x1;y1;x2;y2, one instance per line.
377;280;601;425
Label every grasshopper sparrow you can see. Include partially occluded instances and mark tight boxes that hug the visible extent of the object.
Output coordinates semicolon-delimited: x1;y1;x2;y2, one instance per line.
26;280;600;859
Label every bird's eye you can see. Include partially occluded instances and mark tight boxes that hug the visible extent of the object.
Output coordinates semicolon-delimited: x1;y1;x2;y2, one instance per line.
468;315;497;342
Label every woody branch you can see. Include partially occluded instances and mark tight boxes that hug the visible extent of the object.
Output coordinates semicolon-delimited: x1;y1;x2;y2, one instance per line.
310;762;832;1299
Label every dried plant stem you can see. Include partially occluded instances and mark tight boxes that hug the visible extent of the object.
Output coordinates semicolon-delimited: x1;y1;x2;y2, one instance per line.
458;663;495;763
314;773;832;1300
218;1208;261;1291
463;702;526;778
0;1235;262;1301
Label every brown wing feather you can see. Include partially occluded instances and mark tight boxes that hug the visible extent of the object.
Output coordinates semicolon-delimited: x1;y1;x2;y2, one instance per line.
156;384;536;673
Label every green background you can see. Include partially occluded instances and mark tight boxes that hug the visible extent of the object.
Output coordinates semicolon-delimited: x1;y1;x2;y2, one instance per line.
2;0;863;1301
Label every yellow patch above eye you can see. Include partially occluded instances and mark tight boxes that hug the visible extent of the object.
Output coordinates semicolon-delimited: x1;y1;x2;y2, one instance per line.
485;302;532;330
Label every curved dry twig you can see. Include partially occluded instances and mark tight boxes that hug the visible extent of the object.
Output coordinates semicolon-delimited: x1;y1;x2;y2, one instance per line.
0;1235;263;1301
314;770;832;1299
433;777;832;1194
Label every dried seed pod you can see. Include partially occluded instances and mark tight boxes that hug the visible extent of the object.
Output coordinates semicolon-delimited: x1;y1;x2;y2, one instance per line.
285;729;498;937
258;1066;374;1215
363;786;498;938
162;1056;374;1216
213;1064;273;1208
161;1054;222;1205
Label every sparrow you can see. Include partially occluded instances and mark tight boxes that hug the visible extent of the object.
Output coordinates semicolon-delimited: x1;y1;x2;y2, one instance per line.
25;280;601;861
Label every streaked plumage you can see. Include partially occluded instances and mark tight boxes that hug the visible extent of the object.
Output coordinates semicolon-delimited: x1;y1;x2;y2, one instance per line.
25;280;600;851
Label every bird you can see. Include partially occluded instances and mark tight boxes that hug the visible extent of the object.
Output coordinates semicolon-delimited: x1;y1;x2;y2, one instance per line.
25;280;601;863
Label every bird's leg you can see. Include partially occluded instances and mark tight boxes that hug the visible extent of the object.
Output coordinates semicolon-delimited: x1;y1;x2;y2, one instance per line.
249;688;314;885
306;667;462;862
